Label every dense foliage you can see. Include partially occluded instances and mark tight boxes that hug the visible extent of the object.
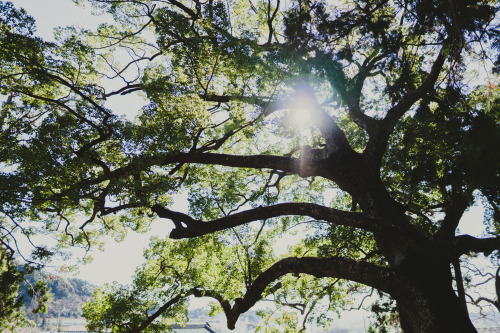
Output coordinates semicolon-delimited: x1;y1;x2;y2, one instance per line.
2;0;500;332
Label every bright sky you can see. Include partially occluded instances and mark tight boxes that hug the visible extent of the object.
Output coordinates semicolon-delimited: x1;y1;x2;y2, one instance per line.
9;0;489;289
10;0;170;285
11;0;102;40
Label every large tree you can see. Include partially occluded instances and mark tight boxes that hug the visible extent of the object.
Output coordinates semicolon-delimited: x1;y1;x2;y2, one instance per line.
2;0;500;332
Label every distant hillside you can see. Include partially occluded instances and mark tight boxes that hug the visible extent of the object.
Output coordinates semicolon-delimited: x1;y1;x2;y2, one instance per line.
21;269;95;320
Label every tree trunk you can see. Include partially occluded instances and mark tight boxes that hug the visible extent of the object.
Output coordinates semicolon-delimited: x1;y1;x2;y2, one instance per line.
397;289;476;332
395;262;476;332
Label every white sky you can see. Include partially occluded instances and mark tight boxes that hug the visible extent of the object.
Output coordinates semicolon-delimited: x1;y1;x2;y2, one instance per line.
9;0;489;288
10;0;165;285
11;0;100;40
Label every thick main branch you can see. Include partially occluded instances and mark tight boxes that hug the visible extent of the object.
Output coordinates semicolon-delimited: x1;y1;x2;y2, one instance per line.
152;202;378;238
94;152;325;187
455;235;500;256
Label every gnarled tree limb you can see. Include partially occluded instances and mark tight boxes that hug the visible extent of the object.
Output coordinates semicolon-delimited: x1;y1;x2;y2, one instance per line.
152;202;379;239
221;256;399;329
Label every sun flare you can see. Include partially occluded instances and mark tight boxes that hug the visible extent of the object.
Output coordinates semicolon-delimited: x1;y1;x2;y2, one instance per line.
286;88;318;129
288;107;312;128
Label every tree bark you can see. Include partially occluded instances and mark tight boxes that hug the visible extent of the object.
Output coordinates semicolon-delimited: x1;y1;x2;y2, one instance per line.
396;278;477;332
389;247;477;332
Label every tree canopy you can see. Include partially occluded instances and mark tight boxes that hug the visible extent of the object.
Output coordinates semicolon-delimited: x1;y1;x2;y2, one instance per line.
2;0;500;332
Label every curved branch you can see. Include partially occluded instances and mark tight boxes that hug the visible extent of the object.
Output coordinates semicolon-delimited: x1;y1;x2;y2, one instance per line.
217;256;398;329
134;255;399;330
152;202;379;239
